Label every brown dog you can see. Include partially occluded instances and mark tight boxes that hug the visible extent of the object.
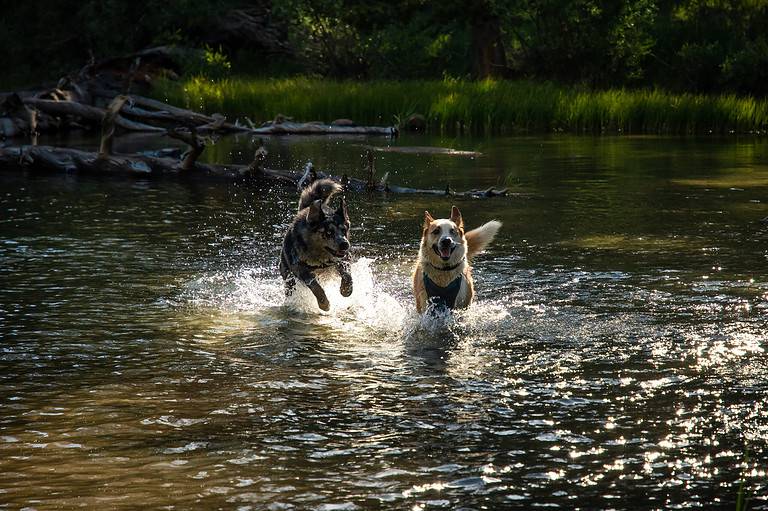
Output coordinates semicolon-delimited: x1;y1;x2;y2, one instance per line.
412;206;501;313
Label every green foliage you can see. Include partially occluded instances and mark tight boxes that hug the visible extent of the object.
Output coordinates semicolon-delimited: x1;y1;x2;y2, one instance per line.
0;0;235;88
494;0;655;85
1;0;767;95
722;37;768;95
182;46;233;80
266;0;768;93
368;16;471;79
154;76;768;135
652;0;768;94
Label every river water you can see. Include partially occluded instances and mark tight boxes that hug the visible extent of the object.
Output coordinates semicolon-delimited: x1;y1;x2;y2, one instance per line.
1;134;767;509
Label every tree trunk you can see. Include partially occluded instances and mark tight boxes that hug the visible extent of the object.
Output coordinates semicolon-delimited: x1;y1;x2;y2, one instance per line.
470;6;508;79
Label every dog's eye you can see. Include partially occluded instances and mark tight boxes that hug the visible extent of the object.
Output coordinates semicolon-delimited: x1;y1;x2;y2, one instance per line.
449;228;457;235
431;229;440;236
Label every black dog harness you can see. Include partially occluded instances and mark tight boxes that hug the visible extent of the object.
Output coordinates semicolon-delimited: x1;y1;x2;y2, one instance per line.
424;274;463;309
423;259;466;309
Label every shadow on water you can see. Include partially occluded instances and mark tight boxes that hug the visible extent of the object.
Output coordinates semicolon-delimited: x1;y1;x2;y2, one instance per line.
1;134;768;509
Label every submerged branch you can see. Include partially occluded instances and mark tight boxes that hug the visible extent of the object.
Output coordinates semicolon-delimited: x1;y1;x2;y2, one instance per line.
99;95;131;156
0;144;507;199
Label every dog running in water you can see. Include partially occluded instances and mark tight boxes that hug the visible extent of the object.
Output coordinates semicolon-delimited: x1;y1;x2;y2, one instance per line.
412;206;501;313
279;179;352;311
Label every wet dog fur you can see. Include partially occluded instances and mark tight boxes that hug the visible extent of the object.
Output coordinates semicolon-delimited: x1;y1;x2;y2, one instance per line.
412;206;501;313
279;179;352;311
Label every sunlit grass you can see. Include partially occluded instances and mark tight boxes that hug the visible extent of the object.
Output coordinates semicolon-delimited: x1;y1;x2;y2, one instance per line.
153;76;768;135
671;174;768;188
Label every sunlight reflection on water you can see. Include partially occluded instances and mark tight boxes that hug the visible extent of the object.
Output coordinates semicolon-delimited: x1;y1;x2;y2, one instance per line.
2;134;768;509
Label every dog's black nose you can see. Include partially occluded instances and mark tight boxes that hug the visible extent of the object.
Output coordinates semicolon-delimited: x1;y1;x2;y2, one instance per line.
339;240;350;251
439;238;452;247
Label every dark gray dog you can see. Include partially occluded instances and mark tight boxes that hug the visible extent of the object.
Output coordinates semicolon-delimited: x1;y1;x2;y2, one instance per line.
279;179;352;310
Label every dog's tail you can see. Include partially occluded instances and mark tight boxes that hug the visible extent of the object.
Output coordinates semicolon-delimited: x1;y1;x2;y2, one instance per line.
298;179;342;210
465;220;502;259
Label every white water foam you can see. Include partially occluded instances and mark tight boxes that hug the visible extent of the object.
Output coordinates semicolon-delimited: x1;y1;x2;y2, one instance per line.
177;257;519;346
284;257;409;333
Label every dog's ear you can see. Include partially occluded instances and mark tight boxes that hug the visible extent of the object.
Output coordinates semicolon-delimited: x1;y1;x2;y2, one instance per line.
307;199;324;224
336;198;349;224
423;210;434;229
450;205;464;229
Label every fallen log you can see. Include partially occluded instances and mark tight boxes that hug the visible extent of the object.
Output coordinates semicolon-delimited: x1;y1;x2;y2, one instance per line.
2;47;398;139
367;145;482;157
0;110;501;197
21;98;164;133
3;146;157;177
0;144;507;198
124;95;248;133
318;150;507;198
122;98;393;135
2;93;396;138
0;94;38;138
251;120;396;136
127;95;217;124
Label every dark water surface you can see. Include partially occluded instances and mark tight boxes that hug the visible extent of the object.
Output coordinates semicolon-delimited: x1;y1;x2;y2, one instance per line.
1;134;767;509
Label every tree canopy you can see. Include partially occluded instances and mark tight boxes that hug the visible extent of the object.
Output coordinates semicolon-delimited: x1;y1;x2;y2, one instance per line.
2;0;766;95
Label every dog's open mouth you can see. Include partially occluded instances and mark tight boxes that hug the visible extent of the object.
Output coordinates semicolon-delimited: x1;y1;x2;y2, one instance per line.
433;244;454;261
325;247;348;258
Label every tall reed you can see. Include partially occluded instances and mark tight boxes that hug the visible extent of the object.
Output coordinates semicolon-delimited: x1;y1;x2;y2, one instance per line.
153;77;768;135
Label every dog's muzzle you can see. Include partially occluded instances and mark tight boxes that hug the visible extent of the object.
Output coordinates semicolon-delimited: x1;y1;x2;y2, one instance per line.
325;238;349;258
434;238;455;261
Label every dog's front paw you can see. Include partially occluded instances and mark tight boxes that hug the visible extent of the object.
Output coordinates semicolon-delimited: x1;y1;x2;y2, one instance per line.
340;276;353;297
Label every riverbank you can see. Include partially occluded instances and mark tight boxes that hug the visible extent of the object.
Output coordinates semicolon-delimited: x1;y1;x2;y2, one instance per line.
153;77;768;135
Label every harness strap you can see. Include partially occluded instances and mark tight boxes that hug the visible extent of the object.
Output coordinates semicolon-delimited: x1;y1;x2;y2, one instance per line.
423;273;463;309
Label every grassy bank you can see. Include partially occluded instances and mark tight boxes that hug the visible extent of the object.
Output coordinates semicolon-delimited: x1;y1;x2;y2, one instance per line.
153;77;768;135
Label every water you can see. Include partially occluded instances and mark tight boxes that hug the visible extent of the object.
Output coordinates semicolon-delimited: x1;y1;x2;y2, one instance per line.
1;134;767;509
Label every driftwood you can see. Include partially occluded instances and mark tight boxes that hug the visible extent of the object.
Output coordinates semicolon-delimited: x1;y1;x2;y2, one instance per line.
1;44;398;140
0;50;493;197
0;142;507;199
0;94;37;138
0;92;396;139
359;150;506;197
1;47;397;139
123;96;245;133
26;97;165;132
0;94;248;137
0;47;396;139
367;145;482;157
100;96;131;156
251;120;396;136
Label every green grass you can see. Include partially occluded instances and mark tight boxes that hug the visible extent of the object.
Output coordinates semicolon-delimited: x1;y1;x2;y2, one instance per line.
153;76;768;135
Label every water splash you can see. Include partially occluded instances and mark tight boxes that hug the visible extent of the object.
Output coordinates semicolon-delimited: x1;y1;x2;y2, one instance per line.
176;257;520;348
